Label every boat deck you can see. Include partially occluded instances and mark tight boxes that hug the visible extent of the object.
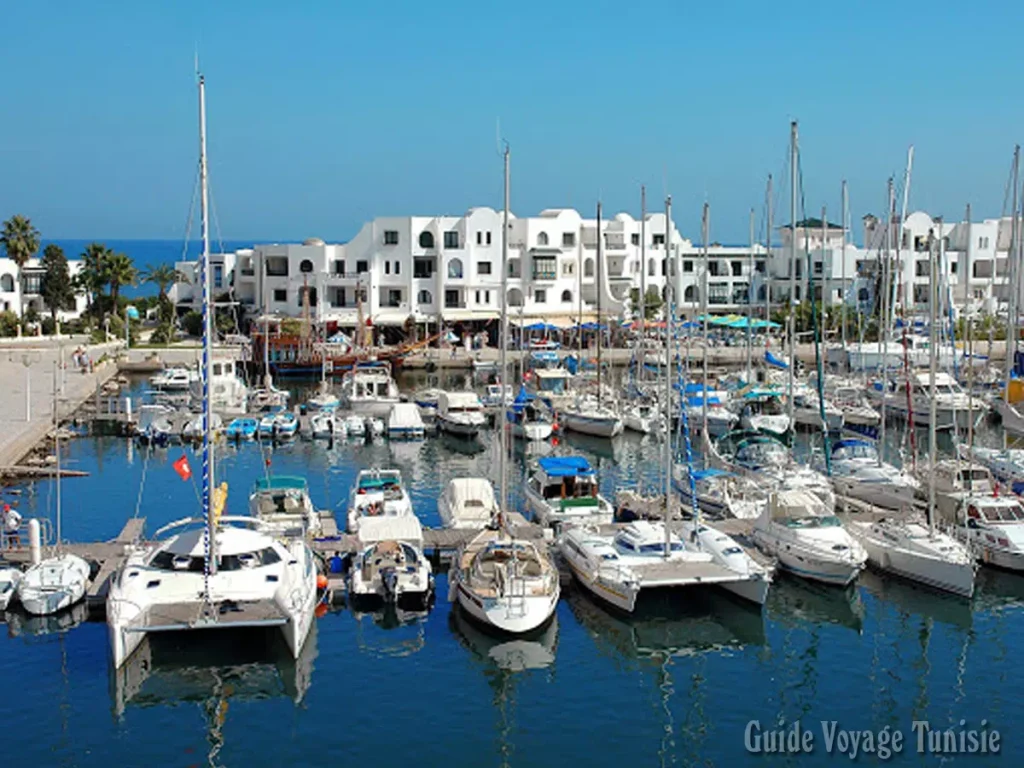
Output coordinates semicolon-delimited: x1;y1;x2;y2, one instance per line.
130;600;289;632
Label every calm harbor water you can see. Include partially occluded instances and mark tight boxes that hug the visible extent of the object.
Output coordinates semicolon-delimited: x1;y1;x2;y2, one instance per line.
2;372;1023;766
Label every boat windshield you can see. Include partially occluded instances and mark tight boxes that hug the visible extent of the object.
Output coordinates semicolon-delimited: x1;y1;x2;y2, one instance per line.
971;503;1024;523
150;546;282;572
784;515;842;529
735;440;787;468
834;443;877;461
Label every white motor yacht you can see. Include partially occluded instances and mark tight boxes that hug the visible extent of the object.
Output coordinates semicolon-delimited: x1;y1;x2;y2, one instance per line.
959;445;1024;495
310;411;346;439
751;489;867;586
920;459;995;523
150;367;197;392
506;389;553;441
955;494;1024;571
412;387;444;419
524;456;615;528
622;400;663;435
558;395;623;438
346;468;415;534
867;371;986;430
307;384;340;413
830;385;881;439
438;478;499;529
845;517;976;597
815;438;919;510
734;388;791;440
258;410;298;439
791;385;844;432
248;475;323;540
348;516;433;606
250;383;290;413
449;526;559;634
339;363;400;417
437;391;487;437
387;403;426;440
17;553;91;616
684;391;739;437
192;358;249;416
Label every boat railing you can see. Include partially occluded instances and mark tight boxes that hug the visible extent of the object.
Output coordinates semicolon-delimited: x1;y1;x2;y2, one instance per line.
1;517;55;549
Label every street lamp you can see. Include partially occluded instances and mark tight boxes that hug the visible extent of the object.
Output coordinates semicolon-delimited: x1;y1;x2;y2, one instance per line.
8;350;42;422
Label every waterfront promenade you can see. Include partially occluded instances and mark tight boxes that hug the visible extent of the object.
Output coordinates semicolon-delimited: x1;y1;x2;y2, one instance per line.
0;337;122;469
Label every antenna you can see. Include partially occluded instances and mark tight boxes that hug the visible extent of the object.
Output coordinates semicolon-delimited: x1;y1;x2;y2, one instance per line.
194;45;200;80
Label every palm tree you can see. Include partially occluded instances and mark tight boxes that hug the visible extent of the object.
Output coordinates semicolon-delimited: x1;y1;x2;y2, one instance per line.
78;242;112;313
1;214;41;268
141;263;184;302
102;252;137;308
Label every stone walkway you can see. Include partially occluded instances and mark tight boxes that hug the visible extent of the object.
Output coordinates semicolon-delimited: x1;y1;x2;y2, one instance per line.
0;340;122;468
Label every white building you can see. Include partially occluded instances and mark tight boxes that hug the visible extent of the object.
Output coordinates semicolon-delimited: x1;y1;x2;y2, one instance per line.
0;257;89;320
172;207;770;334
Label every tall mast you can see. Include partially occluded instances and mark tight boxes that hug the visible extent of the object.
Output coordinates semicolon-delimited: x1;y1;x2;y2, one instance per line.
787;121;797;430
765;174;773;323
927;228;938;534
499;144;510;520
841;180;848;352
640;185;647;379
1004;146;1021;444
53;361;61;546
746;207;754;382
894;146;915;316
878;178;894;466
663;194;673;559
701;202;709;433
596;200;603;406
966;203;975;466
198;73;217;574
822;208;829;338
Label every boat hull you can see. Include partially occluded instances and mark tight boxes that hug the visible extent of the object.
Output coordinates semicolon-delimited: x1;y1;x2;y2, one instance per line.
560;413;624;438
456;581;560;635
849;523;975;597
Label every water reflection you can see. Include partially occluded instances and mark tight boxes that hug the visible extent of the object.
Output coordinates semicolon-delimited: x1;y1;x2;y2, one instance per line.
566;583;765;662
858;568;973;630
767;574;866;634
110;623;319;720
450;604;558;768
350;602;428;658
4;601;88;638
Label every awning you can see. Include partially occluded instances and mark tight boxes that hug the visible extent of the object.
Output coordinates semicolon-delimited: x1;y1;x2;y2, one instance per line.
441;310;500;321
372;312;414;327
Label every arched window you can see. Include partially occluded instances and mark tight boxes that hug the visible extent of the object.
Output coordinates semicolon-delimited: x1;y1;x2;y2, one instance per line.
684;285;698;303
507;288;524;307
308;287;318;307
448;258;463;279
299;259;314;273
662;285;672;302
584;258;594;278
648;258;656;277
561;290;573;303
0;274;14;292
537;232;549;246
419;231;434;248
417;289;433;304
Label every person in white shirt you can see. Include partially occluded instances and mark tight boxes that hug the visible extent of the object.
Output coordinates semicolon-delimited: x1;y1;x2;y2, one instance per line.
4;504;22;549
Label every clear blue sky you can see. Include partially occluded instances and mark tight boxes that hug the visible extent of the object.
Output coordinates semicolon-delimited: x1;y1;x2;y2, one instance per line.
1;1;1021;245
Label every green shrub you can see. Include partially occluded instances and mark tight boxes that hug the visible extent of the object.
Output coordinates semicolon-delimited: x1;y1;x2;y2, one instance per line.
0;310;19;337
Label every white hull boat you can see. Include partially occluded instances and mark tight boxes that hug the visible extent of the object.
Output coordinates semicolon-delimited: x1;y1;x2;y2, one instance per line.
437;391;487;438
17;553;91;616
846;518;975;597
349;538;433;605
955;495;1024;571
751;490;867;586
310;411;346;439
0;566;21;610
438;478;499;530
450;527;559;634
559;401;623;438
815;438;920;510
525;456;614;528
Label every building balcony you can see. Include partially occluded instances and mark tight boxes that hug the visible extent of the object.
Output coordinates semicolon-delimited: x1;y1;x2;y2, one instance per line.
531;270;557;282
240;267;255;277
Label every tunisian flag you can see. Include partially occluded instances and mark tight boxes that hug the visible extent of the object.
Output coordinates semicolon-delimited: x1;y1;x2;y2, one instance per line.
173;455;192;481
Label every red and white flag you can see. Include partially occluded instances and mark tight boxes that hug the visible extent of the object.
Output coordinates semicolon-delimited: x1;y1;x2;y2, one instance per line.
173;455;192;481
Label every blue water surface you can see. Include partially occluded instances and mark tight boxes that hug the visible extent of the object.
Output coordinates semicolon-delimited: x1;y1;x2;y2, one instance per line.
1;375;1022;767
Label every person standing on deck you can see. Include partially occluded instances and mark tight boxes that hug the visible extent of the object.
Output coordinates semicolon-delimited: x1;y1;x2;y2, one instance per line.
3;505;21;549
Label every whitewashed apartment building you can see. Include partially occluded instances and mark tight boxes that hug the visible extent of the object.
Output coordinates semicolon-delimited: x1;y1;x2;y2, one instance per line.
172;207;770;331
0;256;89;320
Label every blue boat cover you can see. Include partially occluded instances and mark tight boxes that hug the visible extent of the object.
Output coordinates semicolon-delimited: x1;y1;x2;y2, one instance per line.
832;438;873;452
688;468;733;480
764;350;789;369
538;456;595;477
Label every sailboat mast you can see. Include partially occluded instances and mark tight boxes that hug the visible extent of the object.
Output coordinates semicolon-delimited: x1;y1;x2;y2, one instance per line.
746;208;754;382
664;194;673;558
765;175;773;323
822;208;829;338
640;185;647;379
927;228;938;534
499;144;510;519
841;180;848;352
1004;146;1021;440
54;361;61;546
198;73;217;574
879;178;894;466
596;201;603;406
966;203;974;459
787;121;797;430
701;202;709;432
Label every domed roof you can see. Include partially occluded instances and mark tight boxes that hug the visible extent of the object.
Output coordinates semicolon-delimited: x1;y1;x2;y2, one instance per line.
303;237;325;246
